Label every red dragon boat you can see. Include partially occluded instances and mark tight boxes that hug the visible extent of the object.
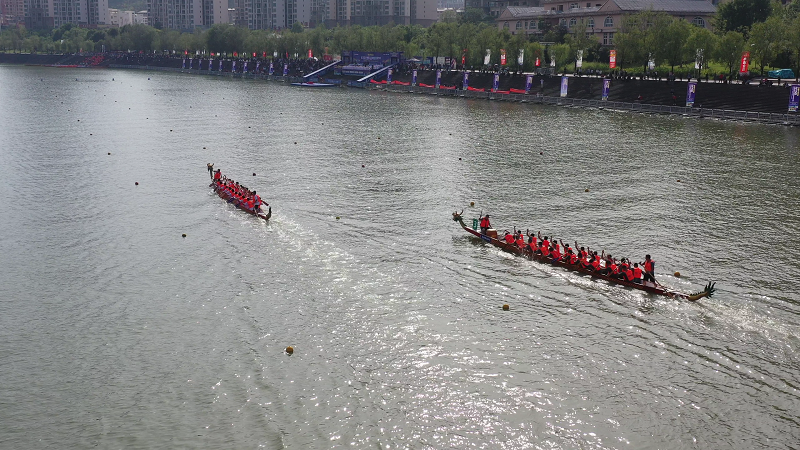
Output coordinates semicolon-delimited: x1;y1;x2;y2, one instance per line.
452;211;715;301
211;181;271;221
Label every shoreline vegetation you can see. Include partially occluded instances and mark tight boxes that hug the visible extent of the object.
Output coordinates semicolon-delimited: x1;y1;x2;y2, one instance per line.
2;1;800;80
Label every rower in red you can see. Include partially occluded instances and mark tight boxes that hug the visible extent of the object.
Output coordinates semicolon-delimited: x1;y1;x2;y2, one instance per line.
213;169;221;181
479;215;491;235
641;255;656;284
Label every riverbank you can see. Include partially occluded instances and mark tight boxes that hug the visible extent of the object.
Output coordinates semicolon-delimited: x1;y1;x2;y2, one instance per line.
3;52;797;125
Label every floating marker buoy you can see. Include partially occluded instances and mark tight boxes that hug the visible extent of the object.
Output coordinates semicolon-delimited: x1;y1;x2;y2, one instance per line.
458;157;462;160
470;202;475;207
252;173;256;176
539;152;543;155
203;147;206;149
449;133;452;135
502;304;510;311
336;216;340;220
361;165;365;168
585;188;590;192
248;126;251;128
108;152;111;155
182;234;187;238
378;137;380;139
677;179;681;182
135;182;139;185
294;142;297;144
170;129;173;132
674;271;681;277
89;133;92;135
285;346;294;355
147;78;150;80
77;119;79;121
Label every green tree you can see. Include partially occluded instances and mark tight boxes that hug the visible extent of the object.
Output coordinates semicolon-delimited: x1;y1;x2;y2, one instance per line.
660;19;692;71
714;0;772;35
749;15;787;74
685;25;717;74
291;22;304;34
714;30;746;75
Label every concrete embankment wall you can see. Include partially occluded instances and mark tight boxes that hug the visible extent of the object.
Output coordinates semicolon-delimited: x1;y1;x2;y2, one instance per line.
4;53;798;125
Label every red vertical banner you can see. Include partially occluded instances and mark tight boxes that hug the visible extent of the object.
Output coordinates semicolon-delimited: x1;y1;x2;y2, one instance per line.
462;49;467;66
740;52;750;73
535;57;540;67
500;49;507;66
308;49;313;58
609;50;617;69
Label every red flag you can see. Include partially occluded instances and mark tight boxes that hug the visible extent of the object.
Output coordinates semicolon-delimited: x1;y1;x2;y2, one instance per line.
500;49;507;66
740;52;750;73
308;49;313;58
535;57;540;67
609;50;617;69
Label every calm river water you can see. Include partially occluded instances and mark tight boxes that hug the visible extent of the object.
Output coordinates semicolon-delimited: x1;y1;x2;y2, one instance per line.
1;65;799;449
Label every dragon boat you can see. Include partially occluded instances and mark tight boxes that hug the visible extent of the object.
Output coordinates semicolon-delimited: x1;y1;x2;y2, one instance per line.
452;211;715;301
211;181;271;221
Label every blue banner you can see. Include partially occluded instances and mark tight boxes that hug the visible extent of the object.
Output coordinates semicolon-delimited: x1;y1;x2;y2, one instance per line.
525;75;532;93
560;76;568;97
463;72;469;90
686;81;697;107
283;64;288;76
182;59;186;69
789;84;800;112
232;61;236;72
255;61;260;72
243;61;248;73
269;62;274;75
219;60;223;71
387;68;392;83
412;70;417;86
493;73;499;91
435;70;441;89
209;59;213;70
602;79;610;101
189;59;193;69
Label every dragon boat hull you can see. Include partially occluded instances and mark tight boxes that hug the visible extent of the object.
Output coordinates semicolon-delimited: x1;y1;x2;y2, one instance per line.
452;212;714;301
212;182;271;221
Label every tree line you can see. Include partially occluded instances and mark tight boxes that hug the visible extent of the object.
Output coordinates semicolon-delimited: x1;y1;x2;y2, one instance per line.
2;1;800;75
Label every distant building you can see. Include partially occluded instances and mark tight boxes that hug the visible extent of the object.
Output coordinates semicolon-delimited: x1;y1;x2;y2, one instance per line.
147;0;226;30
496;0;716;43
22;0;109;28
325;0;438;27
1;0;25;25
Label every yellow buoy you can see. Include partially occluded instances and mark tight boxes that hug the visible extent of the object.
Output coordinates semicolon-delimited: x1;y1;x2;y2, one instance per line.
470;202;475;207
502;304;509;311
285;346;294;355
336;216;340;220
674;271;681;277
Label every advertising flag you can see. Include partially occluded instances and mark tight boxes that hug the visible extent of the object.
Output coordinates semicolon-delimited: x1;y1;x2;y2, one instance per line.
694;48;703;70
740;52;750;73
243;61;248;73
648;54;655;71
219;60;223;71
182;59;186;69
387;68;392;83
412;69;418;86
493;73;500;91
560;76;568;97
462;49;466;66
686;81;697;107
436;70;442;88
232;61;236;72
602;78;610;101
273;51;278;58
256;61;261;72
518;49;524;66
789;84;800;112
525;75;533;93
535;57;540;67
283;64;288;76
609;50;617;69
308;49;313;58
269;61;274;75
500;49;507;66
463;72;469;90
550;55;556;68
484;49;491;66
576;50;583;69
209;59;213;70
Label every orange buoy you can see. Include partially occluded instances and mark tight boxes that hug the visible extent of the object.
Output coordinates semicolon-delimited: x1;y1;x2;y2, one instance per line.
674;271;681;277
585;188;590;192
470;202;475;207
285;346;294;355
502;304;510;311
